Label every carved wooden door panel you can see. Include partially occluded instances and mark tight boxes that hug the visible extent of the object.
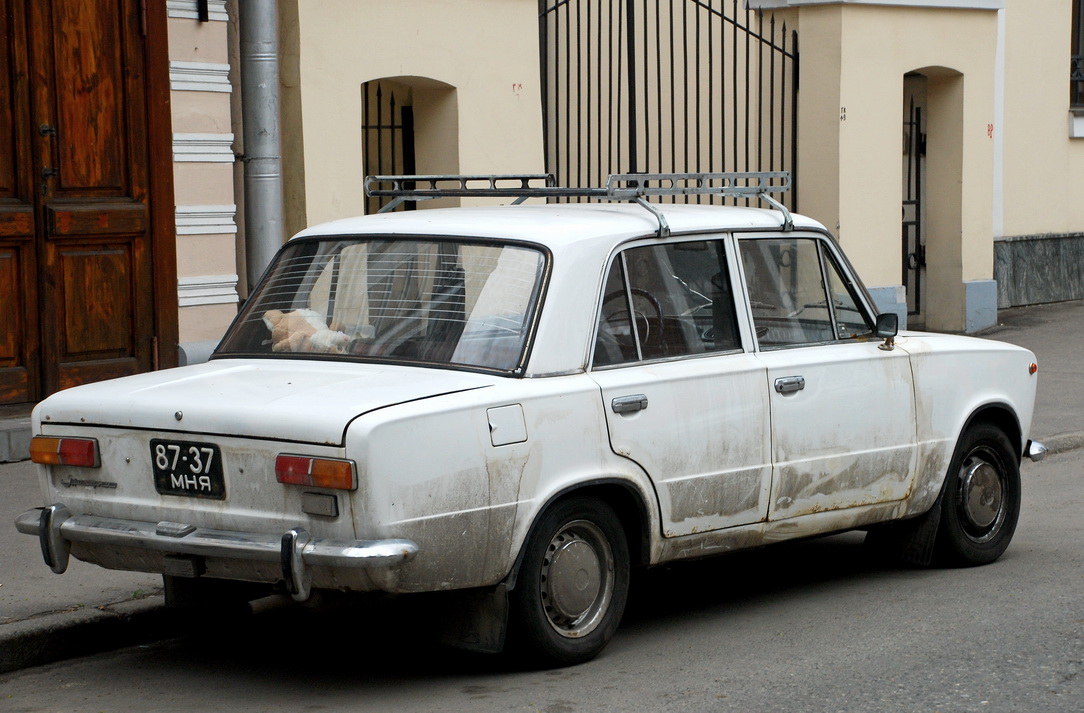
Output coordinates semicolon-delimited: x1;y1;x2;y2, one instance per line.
0;0;39;404
0;0;159;403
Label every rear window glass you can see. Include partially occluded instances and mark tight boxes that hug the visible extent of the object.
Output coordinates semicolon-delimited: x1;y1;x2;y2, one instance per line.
217;237;547;373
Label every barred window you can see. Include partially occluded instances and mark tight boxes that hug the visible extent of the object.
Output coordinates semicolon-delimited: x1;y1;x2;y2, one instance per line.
1073;0;1084;107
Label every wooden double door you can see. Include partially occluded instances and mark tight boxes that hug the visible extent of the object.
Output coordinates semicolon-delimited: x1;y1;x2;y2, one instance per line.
0;0;175;405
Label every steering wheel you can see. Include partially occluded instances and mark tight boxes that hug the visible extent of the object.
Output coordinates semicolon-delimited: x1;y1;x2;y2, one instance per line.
602;288;664;346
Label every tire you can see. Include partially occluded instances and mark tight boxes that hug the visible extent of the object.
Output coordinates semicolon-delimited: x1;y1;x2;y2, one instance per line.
934;422;1021;566
509;497;630;666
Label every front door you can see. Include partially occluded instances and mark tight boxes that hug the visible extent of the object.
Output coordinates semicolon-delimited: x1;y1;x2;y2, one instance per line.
0;0;168;404
737;235;918;520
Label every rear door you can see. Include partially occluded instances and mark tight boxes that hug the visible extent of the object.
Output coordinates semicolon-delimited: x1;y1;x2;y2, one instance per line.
737;234;918;521
588;235;771;537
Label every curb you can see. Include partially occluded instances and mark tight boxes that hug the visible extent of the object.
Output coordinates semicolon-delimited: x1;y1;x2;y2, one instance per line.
0;594;177;675
0;417;30;464
1038;431;1084;457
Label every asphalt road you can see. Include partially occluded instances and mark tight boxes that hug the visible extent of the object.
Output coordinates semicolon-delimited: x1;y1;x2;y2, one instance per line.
1;452;1080;713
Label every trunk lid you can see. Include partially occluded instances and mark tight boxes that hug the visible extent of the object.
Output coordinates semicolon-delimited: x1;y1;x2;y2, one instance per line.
35;359;496;445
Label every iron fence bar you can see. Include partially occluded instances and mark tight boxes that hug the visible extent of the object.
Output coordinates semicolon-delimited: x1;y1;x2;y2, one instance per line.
790;28;799;211
708;0;716;177
741;1;750;198
682;0;690;189
626;0;638;172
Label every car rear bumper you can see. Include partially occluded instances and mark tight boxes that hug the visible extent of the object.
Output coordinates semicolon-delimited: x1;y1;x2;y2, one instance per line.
16;504;418;601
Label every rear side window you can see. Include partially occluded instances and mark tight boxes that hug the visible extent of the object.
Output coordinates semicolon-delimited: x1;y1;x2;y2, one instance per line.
593;238;741;367
738;236;872;348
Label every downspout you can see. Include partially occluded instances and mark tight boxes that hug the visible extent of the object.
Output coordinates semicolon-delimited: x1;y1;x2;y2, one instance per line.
239;0;284;291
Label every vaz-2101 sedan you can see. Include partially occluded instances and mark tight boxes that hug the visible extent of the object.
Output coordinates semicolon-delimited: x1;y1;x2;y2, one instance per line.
18;173;1046;665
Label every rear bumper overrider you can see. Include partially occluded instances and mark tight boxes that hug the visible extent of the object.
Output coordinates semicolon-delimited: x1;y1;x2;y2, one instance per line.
15;504;418;601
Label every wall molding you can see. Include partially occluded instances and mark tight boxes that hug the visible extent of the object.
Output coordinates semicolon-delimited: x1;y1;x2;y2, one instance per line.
176;205;237;235
170;61;232;93
173;133;236;162
167;0;228;22
178;274;240;307
747;0;1002;9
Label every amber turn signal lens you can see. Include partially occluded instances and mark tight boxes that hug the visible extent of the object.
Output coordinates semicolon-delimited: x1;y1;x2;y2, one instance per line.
275;454;356;490
1029;363;1038;375
29;436;101;467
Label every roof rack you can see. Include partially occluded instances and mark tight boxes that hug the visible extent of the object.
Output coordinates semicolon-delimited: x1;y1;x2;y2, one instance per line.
365;171;793;236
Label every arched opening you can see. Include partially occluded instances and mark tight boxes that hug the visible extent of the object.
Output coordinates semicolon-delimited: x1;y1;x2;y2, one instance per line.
362;77;459;214
903;66;964;331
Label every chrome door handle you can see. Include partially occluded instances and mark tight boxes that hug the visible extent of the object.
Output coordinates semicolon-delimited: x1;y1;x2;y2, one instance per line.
611;394;648;414
774;376;805;394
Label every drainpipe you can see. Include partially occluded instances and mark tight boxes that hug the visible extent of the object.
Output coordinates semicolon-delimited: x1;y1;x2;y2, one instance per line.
239;0;284;291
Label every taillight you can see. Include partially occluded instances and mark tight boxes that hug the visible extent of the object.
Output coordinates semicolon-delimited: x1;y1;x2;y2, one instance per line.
29;436;101;467
275;454;356;490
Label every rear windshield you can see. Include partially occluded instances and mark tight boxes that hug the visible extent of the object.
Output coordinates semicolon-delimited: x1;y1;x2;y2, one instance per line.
217;237;547;373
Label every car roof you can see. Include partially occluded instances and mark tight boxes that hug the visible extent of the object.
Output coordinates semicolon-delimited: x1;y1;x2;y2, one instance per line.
292;202;828;250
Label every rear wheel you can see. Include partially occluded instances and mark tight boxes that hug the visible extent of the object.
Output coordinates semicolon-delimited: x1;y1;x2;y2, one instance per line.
509;497;630;666
934;423;1021;566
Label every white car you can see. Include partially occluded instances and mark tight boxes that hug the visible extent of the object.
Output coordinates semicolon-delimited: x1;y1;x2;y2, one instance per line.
18;173;1045;665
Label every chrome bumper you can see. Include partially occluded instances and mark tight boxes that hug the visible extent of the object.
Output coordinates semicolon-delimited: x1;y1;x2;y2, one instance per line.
15;504;418;601
1025;439;1048;462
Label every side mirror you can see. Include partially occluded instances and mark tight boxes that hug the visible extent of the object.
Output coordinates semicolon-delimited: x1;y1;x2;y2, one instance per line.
874;312;898;338
875;313;898;351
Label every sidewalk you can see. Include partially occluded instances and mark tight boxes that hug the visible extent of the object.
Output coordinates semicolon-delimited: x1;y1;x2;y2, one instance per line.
2;299;1083;674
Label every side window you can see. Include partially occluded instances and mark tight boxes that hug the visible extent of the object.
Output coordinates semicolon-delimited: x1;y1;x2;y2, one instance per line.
593;239;740;367
738;237;871;348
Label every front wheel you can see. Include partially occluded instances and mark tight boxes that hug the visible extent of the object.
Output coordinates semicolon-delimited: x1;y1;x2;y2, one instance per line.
934;423;1021;566
509;497;630;667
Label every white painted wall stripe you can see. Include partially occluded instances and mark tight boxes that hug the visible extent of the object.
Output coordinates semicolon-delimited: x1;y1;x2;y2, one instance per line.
173;133;236;163
166;0;228;22
178;275;240;307
170;61;232;93
176;205;238;235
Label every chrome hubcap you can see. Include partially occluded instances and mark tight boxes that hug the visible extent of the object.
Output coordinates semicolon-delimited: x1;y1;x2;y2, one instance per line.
540;520;613;638
959;455;1005;542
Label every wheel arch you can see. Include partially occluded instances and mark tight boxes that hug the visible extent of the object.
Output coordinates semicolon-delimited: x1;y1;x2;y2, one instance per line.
960;402;1023;460
504;478;651;591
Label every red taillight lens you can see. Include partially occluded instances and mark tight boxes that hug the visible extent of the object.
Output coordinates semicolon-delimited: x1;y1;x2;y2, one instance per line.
29;436;100;467
275;454;356;490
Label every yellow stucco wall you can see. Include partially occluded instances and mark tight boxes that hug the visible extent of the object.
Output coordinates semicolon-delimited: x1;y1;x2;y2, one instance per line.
797;6;997;285
793;4;999;329
280;0;546;231
1000;0;1084;236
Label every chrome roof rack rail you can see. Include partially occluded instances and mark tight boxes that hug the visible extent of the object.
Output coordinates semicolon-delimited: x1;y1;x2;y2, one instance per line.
366;171;793;235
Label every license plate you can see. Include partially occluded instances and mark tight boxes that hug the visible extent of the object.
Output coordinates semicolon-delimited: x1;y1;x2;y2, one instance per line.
151;439;225;499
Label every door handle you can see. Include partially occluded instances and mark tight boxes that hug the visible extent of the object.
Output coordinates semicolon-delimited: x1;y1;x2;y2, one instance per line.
611;394;648;414
774;376;805;394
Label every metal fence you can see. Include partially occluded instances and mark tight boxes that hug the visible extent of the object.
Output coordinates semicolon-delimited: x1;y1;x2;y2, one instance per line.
362;80;416;214
539;0;798;207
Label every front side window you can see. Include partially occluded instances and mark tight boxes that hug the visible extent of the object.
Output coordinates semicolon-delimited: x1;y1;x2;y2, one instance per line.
593;238;741;366
217;237;546;373
738;236;872;348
